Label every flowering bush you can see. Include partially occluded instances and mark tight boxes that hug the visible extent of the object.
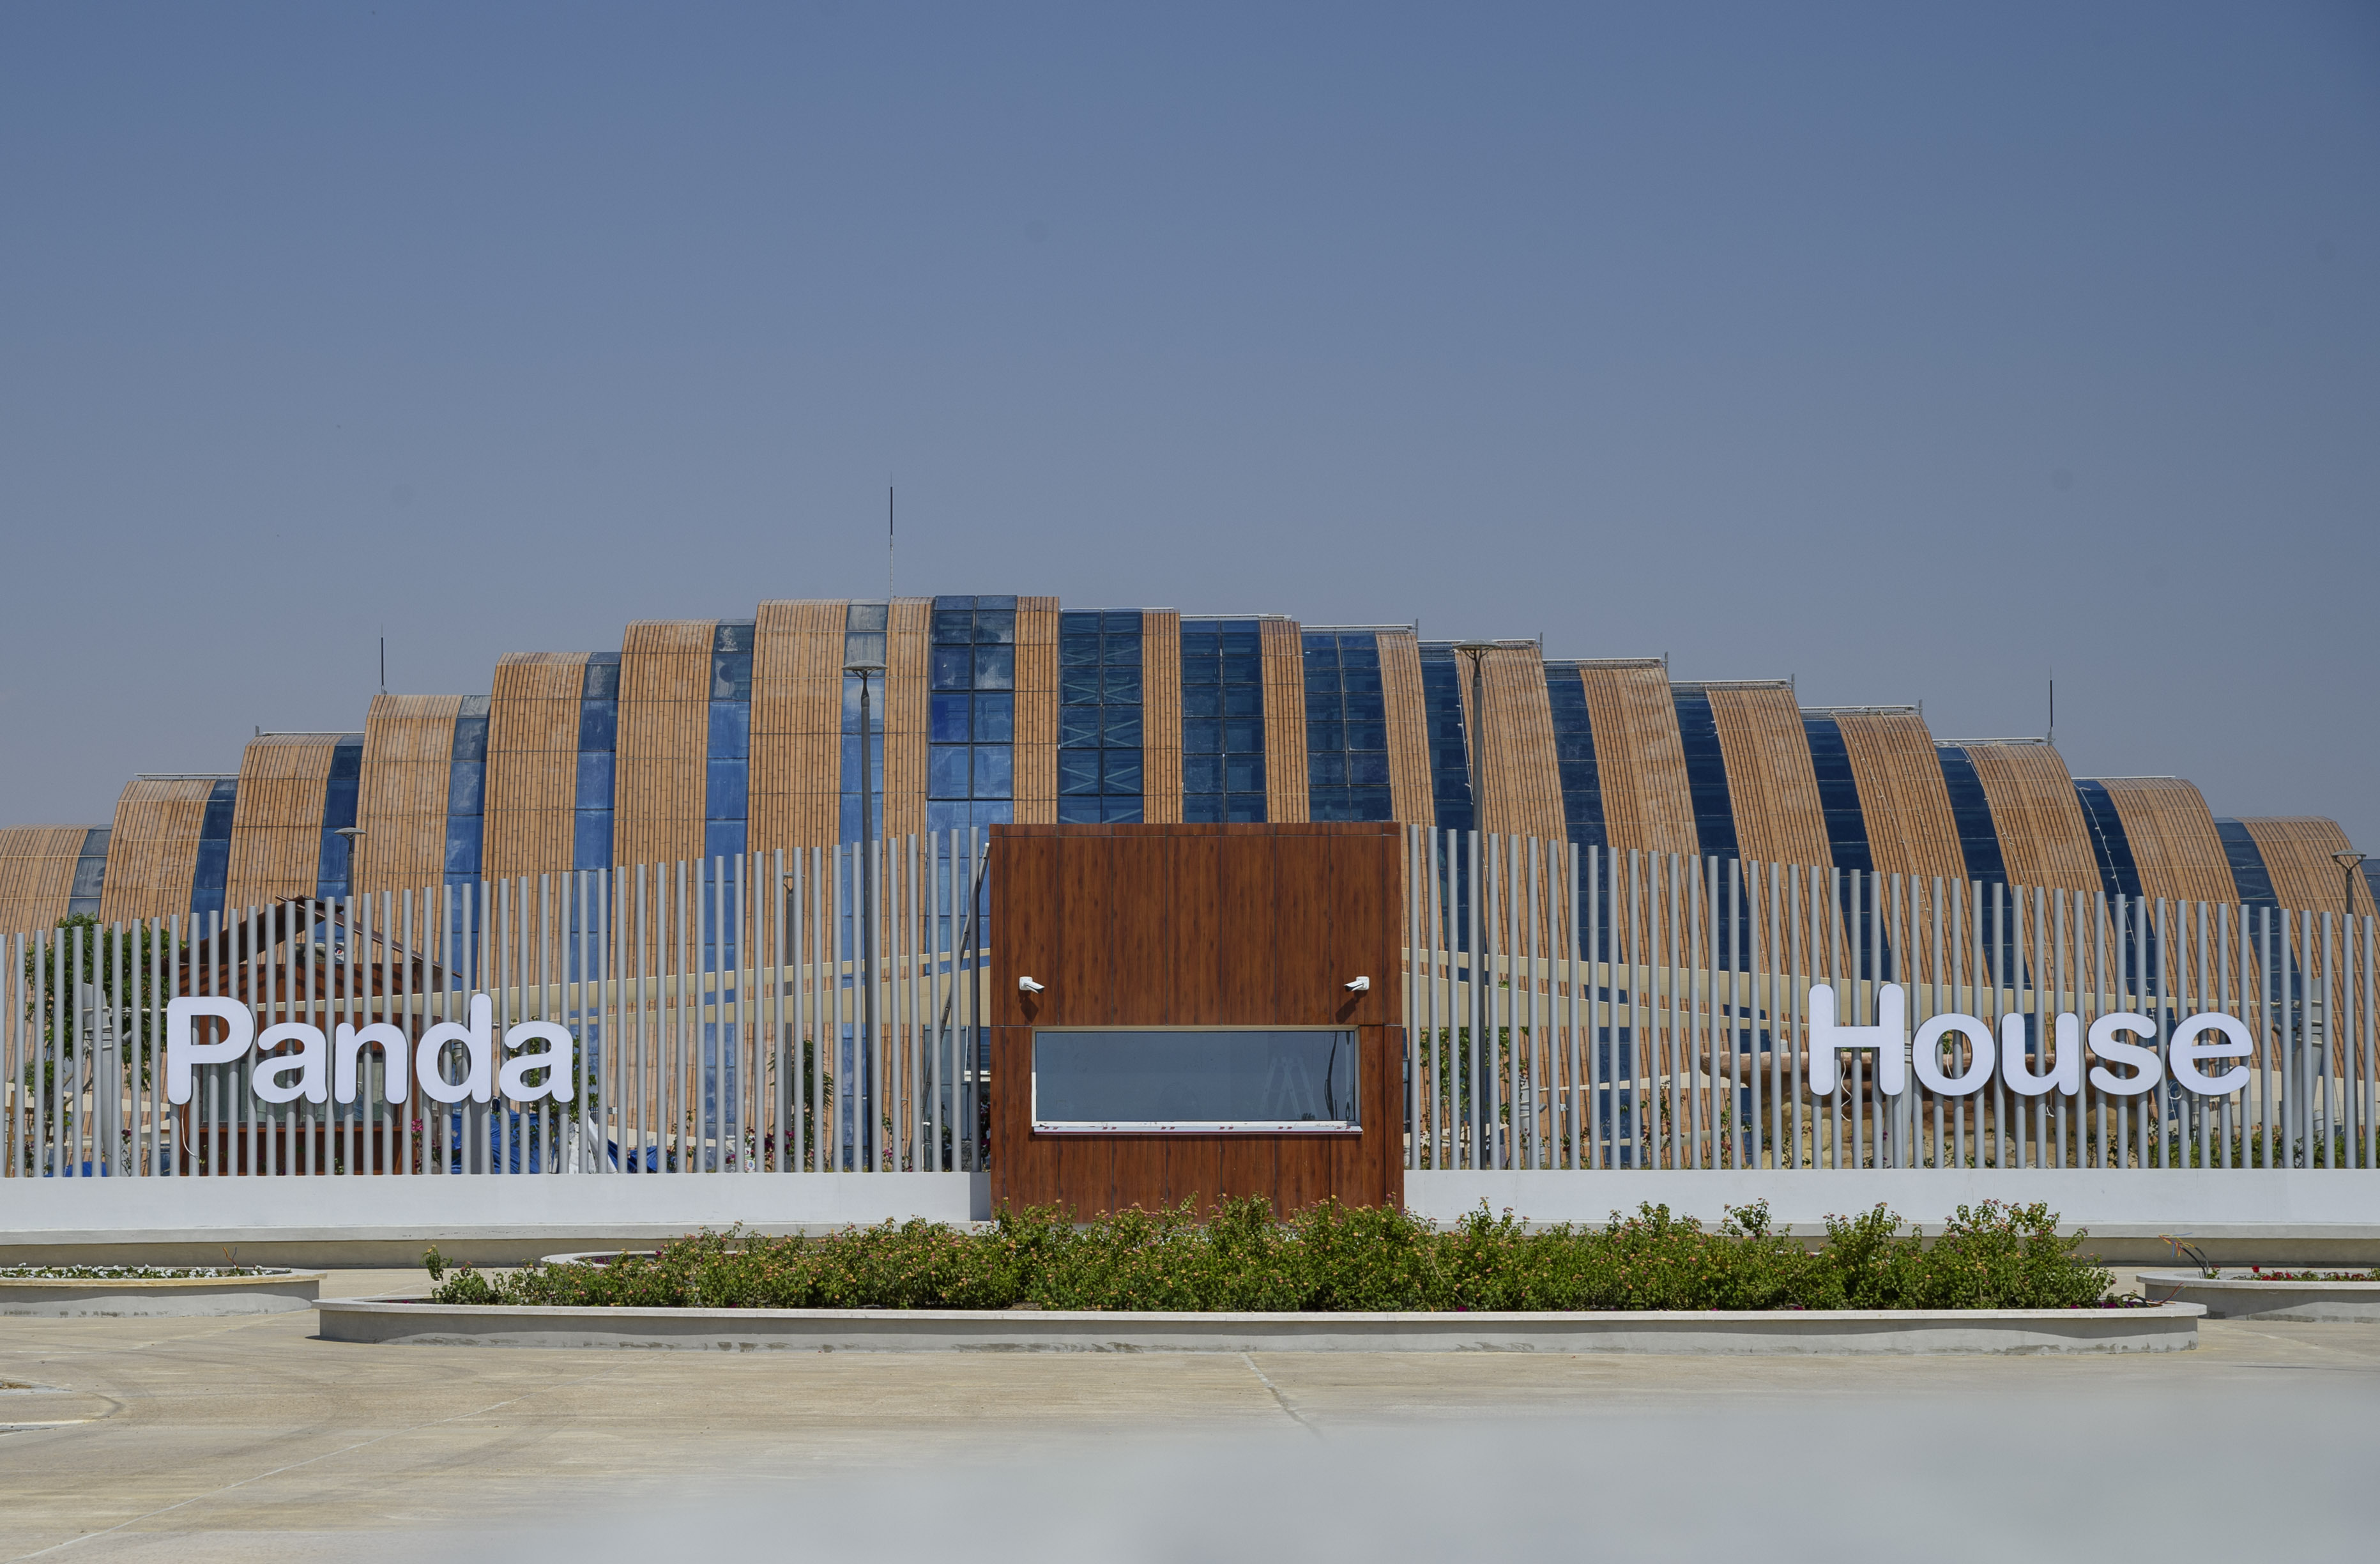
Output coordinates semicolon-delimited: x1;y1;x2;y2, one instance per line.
426;1197;2114;1312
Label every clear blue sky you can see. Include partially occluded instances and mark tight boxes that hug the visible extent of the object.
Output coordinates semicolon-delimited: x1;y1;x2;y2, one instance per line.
4;3;2375;843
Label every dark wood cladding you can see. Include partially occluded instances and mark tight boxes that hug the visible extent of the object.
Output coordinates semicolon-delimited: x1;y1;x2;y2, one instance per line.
988;822;1403;1218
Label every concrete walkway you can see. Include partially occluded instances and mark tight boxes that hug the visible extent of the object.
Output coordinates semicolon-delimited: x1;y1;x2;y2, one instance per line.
3;1270;2372;1561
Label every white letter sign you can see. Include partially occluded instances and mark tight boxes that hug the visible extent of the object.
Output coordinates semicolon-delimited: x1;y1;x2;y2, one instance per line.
1806;983;1906;1096
166;996;252;1105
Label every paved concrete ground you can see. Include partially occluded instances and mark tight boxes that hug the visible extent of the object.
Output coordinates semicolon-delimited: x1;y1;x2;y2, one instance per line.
3;1269;2374;1561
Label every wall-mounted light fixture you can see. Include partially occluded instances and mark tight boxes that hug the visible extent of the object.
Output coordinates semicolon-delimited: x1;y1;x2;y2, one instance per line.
1018;976;1045;994
1344;976;1370;993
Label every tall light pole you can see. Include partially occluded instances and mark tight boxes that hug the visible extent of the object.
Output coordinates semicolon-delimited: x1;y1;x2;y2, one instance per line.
2335;850;2366;917
334;826;365;903
1450;641;1496;1167
845;659;884;1170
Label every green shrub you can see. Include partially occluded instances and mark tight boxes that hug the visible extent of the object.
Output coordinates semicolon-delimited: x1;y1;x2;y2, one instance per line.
425;1197;2115;1313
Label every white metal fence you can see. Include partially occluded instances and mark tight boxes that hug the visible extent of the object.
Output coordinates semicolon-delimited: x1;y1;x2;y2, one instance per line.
9;825;2376;1184
1401;826;2379;1174
3;833;991;1179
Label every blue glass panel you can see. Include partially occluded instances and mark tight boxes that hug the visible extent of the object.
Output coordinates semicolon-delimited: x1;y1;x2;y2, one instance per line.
1349;786;1392;820
1309;753;1348;786
970;801;1014;828
1221;653;1261;683
451;717;489;763
1105;665;1141;703
1183;755;1221;794
1058;796;1103;824
974;611;1016;645
1311;792;1350;823
1339;661;1383;695
577;700;618;750
1101;610;1140;634
973;747;1012;800
572;809;613;871
1672;691;1738;864
201;780;239;838
1101;753;1141;795
1062;668;1101;705
1224;755;1265;793
705;758;748;819
927;801;970;837
2215;820;2278;912
2073;780;2141;900
1101;707;1142;748
560;756;610;818
1348;752;1391;786
328;739;363;782
1304;667;1342;696
712;621;754;654
1343;719;1385;751
707;700;750;758
581;659;620;700
1308;719;1343;753
1226;795;1266;824
929;647;972;690
1060;709;1099;747
1182;794;1224;824
1058;750;1101;796
930;745;972;799
444;817;484;876
448;760;485;815
1182;686;1223;718
1419;652;1474;835
1102;636;1140;668
192;838;230;889
710;654;753;700
1183;719;1221;754
1933;746;2006;887
930;693;972;742
1180;657;1220;687
1223;718;1262;752
1060;611;1101;635
321;777;359;829
1802;717;1870;873
1061;637;1101;668
973;693;1014;742
933;610;975;645
973;646;1015;689
1102;797;1144;824
704;820;747;859
1222;685;1262;718
841;733;884;781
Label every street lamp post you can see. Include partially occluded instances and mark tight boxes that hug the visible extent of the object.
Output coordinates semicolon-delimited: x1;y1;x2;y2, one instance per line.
2335;850;2366;917
334;826;365;903
845;661;885;1170
1449;641;1496;1169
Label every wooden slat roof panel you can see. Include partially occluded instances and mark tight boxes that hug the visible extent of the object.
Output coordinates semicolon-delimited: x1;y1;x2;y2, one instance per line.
1706;686;1829;870
1377;629;1433;829
1575;662;1697;856
1140;611;1184;824
751;599;846;854
0;825;91;936
1260;618;1310;824
224;734;344;916
1012;597;1061;824
357;694;463;895
1833;712;1967;887
616;620;714;870
2241;816;2373;917
1959;740;2102;895
2096;777;2239;907
98;779;217;922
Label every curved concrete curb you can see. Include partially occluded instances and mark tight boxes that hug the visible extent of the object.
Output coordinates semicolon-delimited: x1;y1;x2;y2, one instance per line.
2135;1271;2380;1321
314;1296;2201;1354
1;1270;324;1317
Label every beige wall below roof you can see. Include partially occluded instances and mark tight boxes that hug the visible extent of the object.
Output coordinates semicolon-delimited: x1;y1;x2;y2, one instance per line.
223;735;346;919
0;826;91;937
2241;816;2372;917
358;694;464;895
98;780;217;923
2096;777;2238;908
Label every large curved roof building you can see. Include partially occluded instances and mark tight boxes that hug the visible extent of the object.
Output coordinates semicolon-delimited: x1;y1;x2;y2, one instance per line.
1;595;2370;931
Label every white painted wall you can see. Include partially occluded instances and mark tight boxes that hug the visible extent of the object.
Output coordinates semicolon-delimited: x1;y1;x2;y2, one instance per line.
1406;1169;2380;1236
1;1171;988;1243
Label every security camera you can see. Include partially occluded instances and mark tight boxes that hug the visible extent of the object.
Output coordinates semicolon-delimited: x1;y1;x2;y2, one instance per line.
1345;976;1371;993
1018;976;1044;994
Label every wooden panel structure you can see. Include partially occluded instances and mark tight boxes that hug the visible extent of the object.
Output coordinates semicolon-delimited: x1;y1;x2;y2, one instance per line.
2241;817;2375;916
1704;683;1830;870
1959;740;2102;894
97;780;219;922
614;620;715;871
2095;777;2239;907
1258;617;1310;824
1377;629;1433;829
1140;610;1184;824
989;823;1403;1218
751;599;846;853
1449;643;1564;841
1011;596;1061;825
222;735;344;916
1574;659;1698;856
1829;711;1967;887
485;654;586;881
356;694;464;894
881;597;932;839
0;825;89;935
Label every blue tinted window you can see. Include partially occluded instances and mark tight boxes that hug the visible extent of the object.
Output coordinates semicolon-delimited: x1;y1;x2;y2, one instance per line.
577;751;614;808
577;700;618;749
1054;611;1146;823
973;646;1014;689
1803;716;1871;874
931;693;972;742
1420;649;1474;834
972;747;1012;800
710;654;752;700
921;601;1022;829
703;820;747;859
705;758;748;819
974;693;1012;742
451;716;489;763
1672;691;1738;863
573;809;614;871
930;647;972;690
2215;819;2278;912
445;816;484;876
2073;780;2140;900
931;745;972;798
581;657;621;700
448;760;485;816
707;700;749;758
1934;746;2006;887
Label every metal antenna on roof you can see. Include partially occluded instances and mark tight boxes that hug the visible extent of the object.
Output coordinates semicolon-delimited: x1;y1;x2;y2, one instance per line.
379;633;386;696
889;483;896;601
2048;671;2055;746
